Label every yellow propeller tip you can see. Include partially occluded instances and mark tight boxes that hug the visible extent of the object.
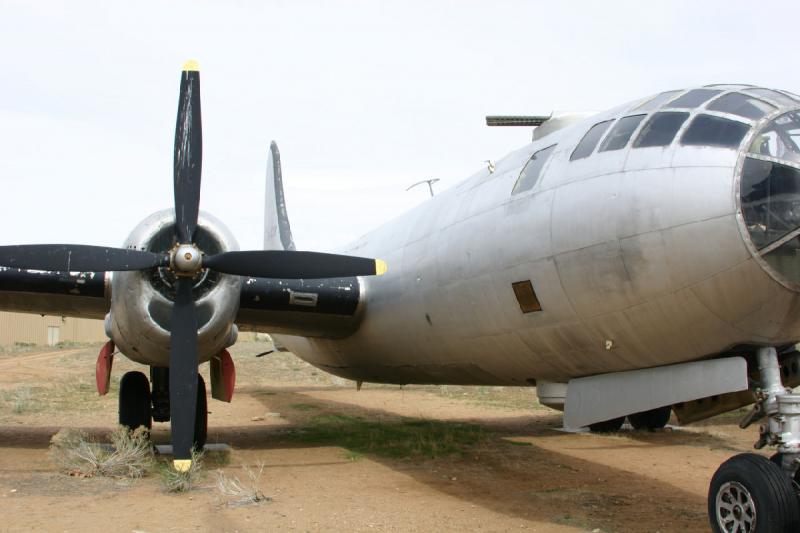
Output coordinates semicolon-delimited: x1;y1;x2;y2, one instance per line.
375;259;388;276
173;459;192;472
182;59;199;72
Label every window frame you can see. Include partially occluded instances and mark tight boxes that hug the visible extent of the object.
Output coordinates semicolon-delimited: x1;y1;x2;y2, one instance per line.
633;111;691;149
511;144;557;195
570;120;614;161
598;114;647;152
680;114;751;149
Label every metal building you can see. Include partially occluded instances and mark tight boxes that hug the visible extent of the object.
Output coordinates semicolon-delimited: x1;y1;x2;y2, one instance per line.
0;312;106;346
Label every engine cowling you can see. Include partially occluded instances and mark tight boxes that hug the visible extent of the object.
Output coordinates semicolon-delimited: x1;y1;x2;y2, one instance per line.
105;209;242;366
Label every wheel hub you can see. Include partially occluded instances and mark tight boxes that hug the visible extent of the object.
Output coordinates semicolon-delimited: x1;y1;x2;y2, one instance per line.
716;481;756;531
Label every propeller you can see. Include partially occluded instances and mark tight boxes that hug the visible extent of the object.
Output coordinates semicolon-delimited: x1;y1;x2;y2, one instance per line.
0;60;387;471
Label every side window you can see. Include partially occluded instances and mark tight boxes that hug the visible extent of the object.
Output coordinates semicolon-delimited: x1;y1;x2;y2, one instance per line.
598;115;646;152
570;120;613;161
633;112;690;148
667;89;722;108
512;144;556;195
681;115;750;148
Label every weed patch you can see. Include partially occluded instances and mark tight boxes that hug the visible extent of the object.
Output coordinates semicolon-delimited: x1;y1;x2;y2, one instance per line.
215;463;270;507
157;449;204;492
50;426;153;478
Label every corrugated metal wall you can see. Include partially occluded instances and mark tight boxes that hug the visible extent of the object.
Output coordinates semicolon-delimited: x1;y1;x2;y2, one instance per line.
0;312;106;346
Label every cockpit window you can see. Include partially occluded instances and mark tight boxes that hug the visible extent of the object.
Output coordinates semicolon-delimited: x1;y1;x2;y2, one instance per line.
750;111;800;165
745;88;798;107
633;112;690;148
667;89;723;109
512;144;556;195
633;90;681;112
570;120;613;161
598;114;646;152
741;157;800;249
740;109;800;286
707;92;775;120
681;115;750;148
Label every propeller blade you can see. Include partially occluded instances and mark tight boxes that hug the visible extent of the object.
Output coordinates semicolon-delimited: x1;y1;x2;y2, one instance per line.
174;60;203;244
168;276;199;470
203;250;387;279
0;244;167;272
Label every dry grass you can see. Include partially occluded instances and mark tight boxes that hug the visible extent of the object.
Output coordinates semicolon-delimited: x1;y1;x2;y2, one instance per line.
158;449;204;493
10;386;32;413
214;463;270;507
50;426;153;478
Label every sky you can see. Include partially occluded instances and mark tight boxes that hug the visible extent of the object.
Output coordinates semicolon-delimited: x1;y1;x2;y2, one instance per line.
1;1;800;252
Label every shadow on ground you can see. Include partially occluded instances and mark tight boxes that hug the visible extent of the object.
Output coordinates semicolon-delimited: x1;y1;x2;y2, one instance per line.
0;382;743;532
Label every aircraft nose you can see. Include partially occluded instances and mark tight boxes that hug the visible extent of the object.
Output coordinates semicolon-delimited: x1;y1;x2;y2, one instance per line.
740;109;800;286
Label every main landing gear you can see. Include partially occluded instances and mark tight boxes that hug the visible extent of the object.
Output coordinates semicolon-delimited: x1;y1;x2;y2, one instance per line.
587;405;672;433
708;347;800;532
119;369;208;450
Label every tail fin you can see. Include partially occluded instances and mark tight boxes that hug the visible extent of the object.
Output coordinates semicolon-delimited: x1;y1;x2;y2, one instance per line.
263;141;296;251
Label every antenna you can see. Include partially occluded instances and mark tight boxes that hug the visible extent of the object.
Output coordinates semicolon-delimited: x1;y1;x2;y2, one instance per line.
406;179;440;197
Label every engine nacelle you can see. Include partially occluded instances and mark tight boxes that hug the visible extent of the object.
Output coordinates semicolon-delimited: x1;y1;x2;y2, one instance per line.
105;209;242;367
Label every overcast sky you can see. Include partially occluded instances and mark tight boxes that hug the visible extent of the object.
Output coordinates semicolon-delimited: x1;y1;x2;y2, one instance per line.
1;1;799;252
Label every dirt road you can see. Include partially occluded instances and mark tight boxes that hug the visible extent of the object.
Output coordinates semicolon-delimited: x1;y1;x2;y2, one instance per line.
0;342;762;532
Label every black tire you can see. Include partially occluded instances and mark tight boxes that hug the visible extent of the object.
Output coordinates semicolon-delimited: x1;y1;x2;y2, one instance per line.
588;416;625;433
628;406;671;430
193;374;207;451
119;371;152;431
769;453;800;484
708;453;800;533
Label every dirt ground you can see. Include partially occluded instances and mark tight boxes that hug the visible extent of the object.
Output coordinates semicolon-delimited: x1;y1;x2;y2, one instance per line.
0;341;765;532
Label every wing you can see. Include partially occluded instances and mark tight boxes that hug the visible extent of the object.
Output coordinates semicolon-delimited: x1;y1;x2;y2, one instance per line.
0;267;109;319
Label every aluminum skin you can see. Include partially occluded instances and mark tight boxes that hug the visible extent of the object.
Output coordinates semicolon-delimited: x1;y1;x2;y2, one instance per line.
273;85;800;386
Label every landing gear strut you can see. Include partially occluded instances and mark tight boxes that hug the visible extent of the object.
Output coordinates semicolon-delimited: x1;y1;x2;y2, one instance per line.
708;347;800;532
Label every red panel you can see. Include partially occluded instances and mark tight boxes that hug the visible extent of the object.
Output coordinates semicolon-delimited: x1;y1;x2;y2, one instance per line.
95;340;115;396
210;349;236;403
221;349;236;402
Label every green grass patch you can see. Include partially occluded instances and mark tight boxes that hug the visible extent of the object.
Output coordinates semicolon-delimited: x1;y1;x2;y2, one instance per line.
343;450;364;462
285;413;486;459
289;403;320;412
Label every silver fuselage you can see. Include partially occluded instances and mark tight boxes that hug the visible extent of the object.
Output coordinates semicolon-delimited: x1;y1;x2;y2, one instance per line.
279;89;800;385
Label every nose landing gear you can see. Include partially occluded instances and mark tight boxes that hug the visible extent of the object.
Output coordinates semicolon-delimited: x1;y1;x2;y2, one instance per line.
708;347;800;532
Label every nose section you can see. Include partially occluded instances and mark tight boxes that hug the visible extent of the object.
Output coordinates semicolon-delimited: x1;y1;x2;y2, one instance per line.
740;110;800;287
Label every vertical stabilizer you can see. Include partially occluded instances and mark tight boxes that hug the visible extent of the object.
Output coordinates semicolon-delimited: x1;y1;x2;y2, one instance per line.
263;141;296;251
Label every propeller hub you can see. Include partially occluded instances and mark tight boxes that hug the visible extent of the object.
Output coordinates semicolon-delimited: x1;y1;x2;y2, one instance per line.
171;243;203;275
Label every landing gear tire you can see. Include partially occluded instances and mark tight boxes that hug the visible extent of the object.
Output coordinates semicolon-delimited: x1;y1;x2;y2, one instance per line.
708;453;800;533
119;371;152;431
194;374;208;451
628;406;671;430
588;416;625;433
